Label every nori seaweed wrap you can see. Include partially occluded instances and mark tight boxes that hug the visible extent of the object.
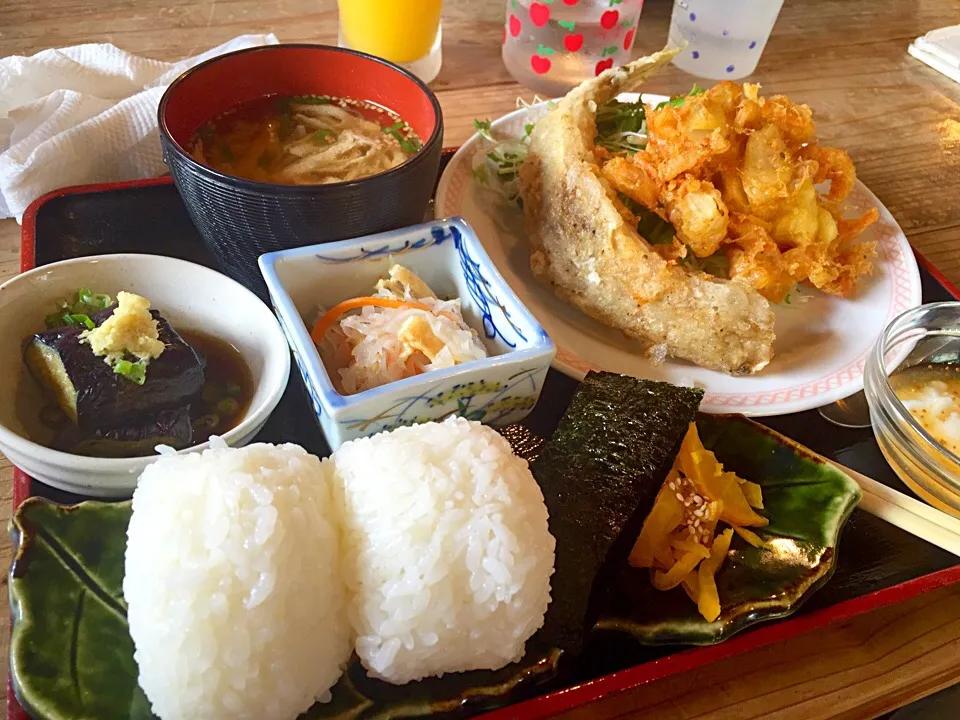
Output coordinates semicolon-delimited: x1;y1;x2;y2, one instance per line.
532;372;704;656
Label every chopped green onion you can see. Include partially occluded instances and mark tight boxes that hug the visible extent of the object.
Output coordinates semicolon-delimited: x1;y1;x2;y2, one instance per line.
290;95;330;105
225;381;242;396
114;359;147;385
69;313;95;330
383;121;422;154
45;312;94;330
43;288;114;329
655;84;706;111
216;397;241;416
310;129;336;144
76;287;112;311
45;312;69;329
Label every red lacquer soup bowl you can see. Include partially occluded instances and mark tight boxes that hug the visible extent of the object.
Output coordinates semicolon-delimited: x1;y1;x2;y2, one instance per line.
158;44;444;296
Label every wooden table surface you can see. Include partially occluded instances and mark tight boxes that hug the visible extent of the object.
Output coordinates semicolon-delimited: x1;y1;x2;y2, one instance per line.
2;0;960;718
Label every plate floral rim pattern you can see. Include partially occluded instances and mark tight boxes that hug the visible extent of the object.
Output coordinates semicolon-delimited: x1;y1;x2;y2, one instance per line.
435;98;923;414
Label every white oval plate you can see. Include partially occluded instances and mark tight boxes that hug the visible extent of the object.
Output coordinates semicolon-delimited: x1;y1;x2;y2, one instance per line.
436;94;923;416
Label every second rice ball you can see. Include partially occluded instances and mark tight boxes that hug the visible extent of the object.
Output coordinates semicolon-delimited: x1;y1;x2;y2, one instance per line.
332;415;556;684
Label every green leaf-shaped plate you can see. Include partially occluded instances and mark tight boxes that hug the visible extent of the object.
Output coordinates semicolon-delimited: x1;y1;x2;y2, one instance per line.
8;499;560;720
595;414;863;645
8;500;152;720
9;414;861;718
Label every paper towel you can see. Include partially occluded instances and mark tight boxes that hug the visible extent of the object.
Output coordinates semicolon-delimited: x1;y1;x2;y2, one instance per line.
0;34;279;221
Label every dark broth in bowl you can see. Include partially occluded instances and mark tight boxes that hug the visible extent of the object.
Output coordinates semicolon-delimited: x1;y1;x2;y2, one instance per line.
190;94;423;185
180;330;254;444
22;288;254;458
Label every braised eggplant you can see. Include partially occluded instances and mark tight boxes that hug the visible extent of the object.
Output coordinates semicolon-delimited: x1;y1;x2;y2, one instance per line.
23;308;205;430
54;406;194;458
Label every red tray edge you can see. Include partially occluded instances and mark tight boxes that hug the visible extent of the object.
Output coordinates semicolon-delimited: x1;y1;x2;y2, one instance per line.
8;177;960;720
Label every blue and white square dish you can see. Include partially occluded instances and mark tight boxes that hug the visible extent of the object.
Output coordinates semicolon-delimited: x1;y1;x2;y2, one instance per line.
258;217;556;449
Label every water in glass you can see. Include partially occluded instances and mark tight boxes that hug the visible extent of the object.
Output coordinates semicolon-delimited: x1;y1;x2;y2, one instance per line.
668;0;784;81
502;0;646;97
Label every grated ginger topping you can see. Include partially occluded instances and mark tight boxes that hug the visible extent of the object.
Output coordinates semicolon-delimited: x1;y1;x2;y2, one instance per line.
81;291;165;365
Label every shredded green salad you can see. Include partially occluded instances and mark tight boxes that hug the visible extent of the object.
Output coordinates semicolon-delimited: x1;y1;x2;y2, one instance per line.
471;87;705;207
470;115;536;206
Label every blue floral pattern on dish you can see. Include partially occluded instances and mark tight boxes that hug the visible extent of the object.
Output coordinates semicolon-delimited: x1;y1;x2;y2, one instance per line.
314;233;450;263
449;225;527;349
341;366;545;434
276;313;323;419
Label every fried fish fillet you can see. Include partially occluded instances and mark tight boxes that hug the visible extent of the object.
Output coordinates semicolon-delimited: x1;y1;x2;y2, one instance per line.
518;49;775;374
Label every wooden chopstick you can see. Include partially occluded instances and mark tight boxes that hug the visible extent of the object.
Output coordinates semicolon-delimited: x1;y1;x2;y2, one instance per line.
828;459;960;558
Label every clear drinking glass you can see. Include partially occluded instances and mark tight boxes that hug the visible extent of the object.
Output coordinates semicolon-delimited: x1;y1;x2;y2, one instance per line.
668;0;784;80
338;0;444;84
502;0;646;97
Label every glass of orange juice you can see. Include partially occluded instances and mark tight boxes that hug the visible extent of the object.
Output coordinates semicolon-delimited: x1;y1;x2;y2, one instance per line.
338;0;444;83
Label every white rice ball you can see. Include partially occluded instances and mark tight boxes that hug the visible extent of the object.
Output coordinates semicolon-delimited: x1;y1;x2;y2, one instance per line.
123;443;351;720
332;415;556;684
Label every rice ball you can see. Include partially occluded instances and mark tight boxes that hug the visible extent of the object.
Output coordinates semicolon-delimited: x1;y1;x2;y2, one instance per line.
123;443;351;720
332;415;556;684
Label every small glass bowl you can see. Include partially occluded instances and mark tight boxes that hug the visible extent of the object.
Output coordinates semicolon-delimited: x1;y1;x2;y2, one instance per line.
864;302;960;517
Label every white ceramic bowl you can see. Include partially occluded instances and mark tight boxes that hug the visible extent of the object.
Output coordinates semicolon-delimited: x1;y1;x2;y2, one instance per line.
0;254;291;496
259;217;556;450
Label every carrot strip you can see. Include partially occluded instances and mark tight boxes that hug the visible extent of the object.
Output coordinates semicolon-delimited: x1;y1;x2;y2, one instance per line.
310;296;455;345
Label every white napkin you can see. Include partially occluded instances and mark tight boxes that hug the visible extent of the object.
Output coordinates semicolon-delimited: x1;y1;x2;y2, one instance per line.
0;34;279;221
908;26;960;85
